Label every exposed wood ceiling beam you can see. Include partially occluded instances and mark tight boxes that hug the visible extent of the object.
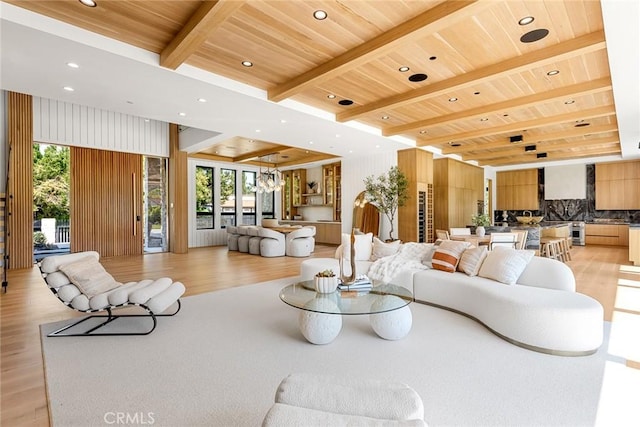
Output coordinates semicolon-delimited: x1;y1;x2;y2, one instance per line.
463;135;620;161
384;77;612;136
480;144;621;166
337;30;606;123
267;0;488;102
416;105;616;146
160;0;244;70
232;144;292;162
441;123;618;155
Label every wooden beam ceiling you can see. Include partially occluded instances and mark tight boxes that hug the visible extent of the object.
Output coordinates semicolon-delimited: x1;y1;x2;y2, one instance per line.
267;0;489;102
160;0;244;70
384;78;612;136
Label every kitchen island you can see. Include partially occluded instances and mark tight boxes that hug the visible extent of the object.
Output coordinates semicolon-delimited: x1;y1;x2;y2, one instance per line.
480;222;572;251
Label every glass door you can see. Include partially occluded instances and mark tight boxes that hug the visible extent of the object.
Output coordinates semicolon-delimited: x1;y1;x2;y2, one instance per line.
143;157;168;253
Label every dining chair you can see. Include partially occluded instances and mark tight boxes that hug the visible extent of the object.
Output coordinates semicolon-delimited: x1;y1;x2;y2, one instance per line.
435;229;450;240
489;232;518;250
512;230;528;250
449;227;471;236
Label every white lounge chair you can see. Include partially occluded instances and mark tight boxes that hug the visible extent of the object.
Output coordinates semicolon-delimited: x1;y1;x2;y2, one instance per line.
39;251;185;337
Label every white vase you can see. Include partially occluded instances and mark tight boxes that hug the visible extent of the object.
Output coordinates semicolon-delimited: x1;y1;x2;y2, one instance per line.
476;226;486;237
314;276;338;293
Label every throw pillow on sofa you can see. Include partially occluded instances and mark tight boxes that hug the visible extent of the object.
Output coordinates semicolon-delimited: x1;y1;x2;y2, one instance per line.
338;232;374;261
431;240;471;273
477;246;535;285
421;239;443;268
458;246;488;276
370;237;402;261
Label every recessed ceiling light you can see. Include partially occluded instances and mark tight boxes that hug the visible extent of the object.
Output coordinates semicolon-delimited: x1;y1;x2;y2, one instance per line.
398;66;410;72
419;130;427;134
313;10;327;20
480;117;489;122
503;113;509;117
338;99;354;106
63;86;74;92
408;73;428;82
79;0;97;7
241;61;253;67
249;139;255;143
280;119;287;123
382;115;390;120
429;56;437;61
448;142;461;147
547;69;560;76
178;112;186;117
197;98;207;103
448;97;458;102
308;141;314;144
564;100;575;104
348;150;353;154
520;28;549;43
518;16;535;26
255;129;261;133
327;94;336;99
335;134;341;138
474;91;480;95
375;145;380;148
66;62;79;68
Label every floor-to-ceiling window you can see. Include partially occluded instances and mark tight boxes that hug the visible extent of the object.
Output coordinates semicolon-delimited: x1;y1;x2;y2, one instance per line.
220;168;236;227
196;165;214;230
242;171;256;225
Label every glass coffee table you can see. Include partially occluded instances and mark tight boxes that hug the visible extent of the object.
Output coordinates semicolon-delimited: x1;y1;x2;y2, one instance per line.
279;280;413;344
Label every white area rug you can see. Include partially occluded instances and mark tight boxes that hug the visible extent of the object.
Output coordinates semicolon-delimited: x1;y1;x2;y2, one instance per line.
41;277;637;426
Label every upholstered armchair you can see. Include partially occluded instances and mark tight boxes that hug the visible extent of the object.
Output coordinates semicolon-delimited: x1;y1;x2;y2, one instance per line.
236;226;251;253
258;228;286;257
248;226;262;255
227;226;239;251
286;226;316;257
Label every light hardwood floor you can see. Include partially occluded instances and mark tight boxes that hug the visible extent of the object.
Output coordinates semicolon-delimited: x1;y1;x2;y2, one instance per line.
1;244;637;426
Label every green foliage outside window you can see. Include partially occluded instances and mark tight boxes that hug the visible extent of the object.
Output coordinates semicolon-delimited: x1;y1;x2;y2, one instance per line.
33;143;70;220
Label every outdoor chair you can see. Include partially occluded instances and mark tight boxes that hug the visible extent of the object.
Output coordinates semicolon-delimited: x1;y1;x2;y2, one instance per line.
39;251;185;337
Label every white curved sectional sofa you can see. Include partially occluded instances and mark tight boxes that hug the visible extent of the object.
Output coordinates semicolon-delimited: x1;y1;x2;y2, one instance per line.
300;244;603;356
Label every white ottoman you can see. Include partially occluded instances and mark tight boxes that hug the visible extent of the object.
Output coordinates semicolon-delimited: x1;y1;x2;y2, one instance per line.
300;258;340;281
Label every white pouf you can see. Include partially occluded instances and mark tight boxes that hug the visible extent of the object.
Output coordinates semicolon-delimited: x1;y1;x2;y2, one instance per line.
300;258;340;281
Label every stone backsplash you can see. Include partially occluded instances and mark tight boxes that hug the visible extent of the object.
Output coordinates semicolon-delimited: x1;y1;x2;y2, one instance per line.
494;165;640;224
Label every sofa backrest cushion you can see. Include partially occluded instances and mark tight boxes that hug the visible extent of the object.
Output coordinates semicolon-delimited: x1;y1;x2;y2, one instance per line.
339;232;374;261
517;256;576;291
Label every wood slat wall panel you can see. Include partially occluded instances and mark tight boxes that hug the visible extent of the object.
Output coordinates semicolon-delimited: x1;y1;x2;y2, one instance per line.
169;124;188;253
7;92;33;269
32;97;169;157
70;147;142;257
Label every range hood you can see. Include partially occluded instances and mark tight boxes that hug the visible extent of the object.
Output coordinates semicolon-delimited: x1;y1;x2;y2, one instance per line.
544;164;587;200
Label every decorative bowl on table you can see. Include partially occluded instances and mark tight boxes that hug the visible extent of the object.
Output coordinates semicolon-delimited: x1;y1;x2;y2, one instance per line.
314;271;338;293
516;216;544;224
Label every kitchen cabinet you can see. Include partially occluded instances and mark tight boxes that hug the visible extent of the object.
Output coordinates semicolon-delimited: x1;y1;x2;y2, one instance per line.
322;162;341;221
595;160;640;210
496;169;538;210
630;227;640;265
585;223;629;246
434;157;483;231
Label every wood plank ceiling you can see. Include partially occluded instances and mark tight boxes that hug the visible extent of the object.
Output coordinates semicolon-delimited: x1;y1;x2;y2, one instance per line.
8;0;618;167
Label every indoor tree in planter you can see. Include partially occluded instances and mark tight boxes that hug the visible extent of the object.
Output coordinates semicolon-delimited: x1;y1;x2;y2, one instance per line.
364;166;409;242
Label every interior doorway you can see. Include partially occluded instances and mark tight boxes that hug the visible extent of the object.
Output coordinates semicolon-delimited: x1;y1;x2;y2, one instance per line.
143;157;168;253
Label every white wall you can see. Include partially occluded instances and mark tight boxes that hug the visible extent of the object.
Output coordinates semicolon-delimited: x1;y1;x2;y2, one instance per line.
0;91;6;193
33;97;169;157
341;152;396;238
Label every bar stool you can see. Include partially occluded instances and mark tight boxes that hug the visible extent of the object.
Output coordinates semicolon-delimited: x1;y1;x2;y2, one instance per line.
560;237;572;262
540;238;563;262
